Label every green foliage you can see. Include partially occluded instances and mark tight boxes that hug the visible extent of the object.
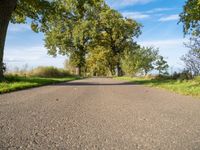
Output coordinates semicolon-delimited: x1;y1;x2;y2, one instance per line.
121;46;159;76
171;70;193;80
12;0;55;32
43;2;141;76
86;46;114;76
29;66;71;78
0;0;57;78
180;0;200;36
44;0;104;75
0;75;78;94
7;66;72;78
94;7;141;76
180;0;200;77
155;56;169;75
140;47;158;75
194;76;200;82
3;0;166;78
116;76;200;97
121;44;143;76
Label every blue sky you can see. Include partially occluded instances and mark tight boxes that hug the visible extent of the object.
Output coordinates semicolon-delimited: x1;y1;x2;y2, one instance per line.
5;0;188;72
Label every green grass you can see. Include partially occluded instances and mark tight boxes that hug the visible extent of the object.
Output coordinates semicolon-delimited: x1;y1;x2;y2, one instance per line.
0;75;79;94
116;76;200;97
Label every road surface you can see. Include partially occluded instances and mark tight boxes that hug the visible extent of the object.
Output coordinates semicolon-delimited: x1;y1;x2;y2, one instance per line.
0;78;200;150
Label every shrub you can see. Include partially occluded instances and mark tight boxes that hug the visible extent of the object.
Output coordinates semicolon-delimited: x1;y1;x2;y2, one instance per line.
145;74;156;79
194;76;200;83
29;66;71;78
171;70;193;80
154;74;170;80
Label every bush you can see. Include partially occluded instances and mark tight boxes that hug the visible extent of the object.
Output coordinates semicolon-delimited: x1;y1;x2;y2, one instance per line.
154;74;170;80
194;76;200;83
29;66;71;78
144;74;157;79
171;70;193;80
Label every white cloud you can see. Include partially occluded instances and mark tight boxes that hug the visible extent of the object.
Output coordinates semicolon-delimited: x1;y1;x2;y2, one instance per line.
159;14;179;22
145;8;174;13
122;7;175;20
4;45;66;70
8;23;31;32
106;0;154;8
122;12;150;19
138;39;187;47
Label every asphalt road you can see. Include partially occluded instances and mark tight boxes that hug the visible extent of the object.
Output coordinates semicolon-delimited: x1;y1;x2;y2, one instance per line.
1;78;200;150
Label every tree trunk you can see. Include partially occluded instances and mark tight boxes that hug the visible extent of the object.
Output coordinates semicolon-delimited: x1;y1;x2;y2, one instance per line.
116;63;122;77
75;66;82;76
0;0;17;79
78;66;81;76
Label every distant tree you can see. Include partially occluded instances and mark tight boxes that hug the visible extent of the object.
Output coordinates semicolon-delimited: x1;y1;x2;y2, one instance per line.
121;46;160;76
140;47;158;75
155;56;169;75
181;37;200;76
94;7;141;76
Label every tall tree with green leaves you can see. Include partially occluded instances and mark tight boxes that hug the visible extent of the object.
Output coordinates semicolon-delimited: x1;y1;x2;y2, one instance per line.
140;47;158;75
0;0;54;79
94;7;141;76
180;0;200;76
121;45;160;76
86;46;115;76
155;56;169;75
180;0;200;36
121;43;142;76
44;0;104;76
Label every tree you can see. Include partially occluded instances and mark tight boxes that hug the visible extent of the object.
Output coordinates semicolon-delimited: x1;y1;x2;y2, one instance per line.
86;46;114;76
121;43;143;76
121;45;160;76
180;0;200;36
44;0;104;76
140;47;158;75
155;56;169;75
0;0;53;79
181;36;200;76
94;7;141;76
180;0;200;76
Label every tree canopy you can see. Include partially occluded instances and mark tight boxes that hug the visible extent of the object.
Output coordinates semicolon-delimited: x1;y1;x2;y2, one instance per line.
180;0;200;77
1;0;169;78
0;0;55;78
180;0;200;36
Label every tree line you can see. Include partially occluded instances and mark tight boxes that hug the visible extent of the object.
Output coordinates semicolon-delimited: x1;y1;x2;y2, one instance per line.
0;0;199;78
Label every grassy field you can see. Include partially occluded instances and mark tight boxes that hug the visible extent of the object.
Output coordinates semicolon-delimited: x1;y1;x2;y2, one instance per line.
116;76;200;97
0;75;79;94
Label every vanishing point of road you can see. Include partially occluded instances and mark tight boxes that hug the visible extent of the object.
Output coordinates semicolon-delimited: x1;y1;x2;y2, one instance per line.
0;78;200;150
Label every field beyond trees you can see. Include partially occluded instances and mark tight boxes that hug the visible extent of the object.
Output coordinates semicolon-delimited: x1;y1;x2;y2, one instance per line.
116;76;200;97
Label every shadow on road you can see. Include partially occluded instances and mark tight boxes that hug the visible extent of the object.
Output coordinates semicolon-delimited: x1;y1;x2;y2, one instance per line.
56;81;137;86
